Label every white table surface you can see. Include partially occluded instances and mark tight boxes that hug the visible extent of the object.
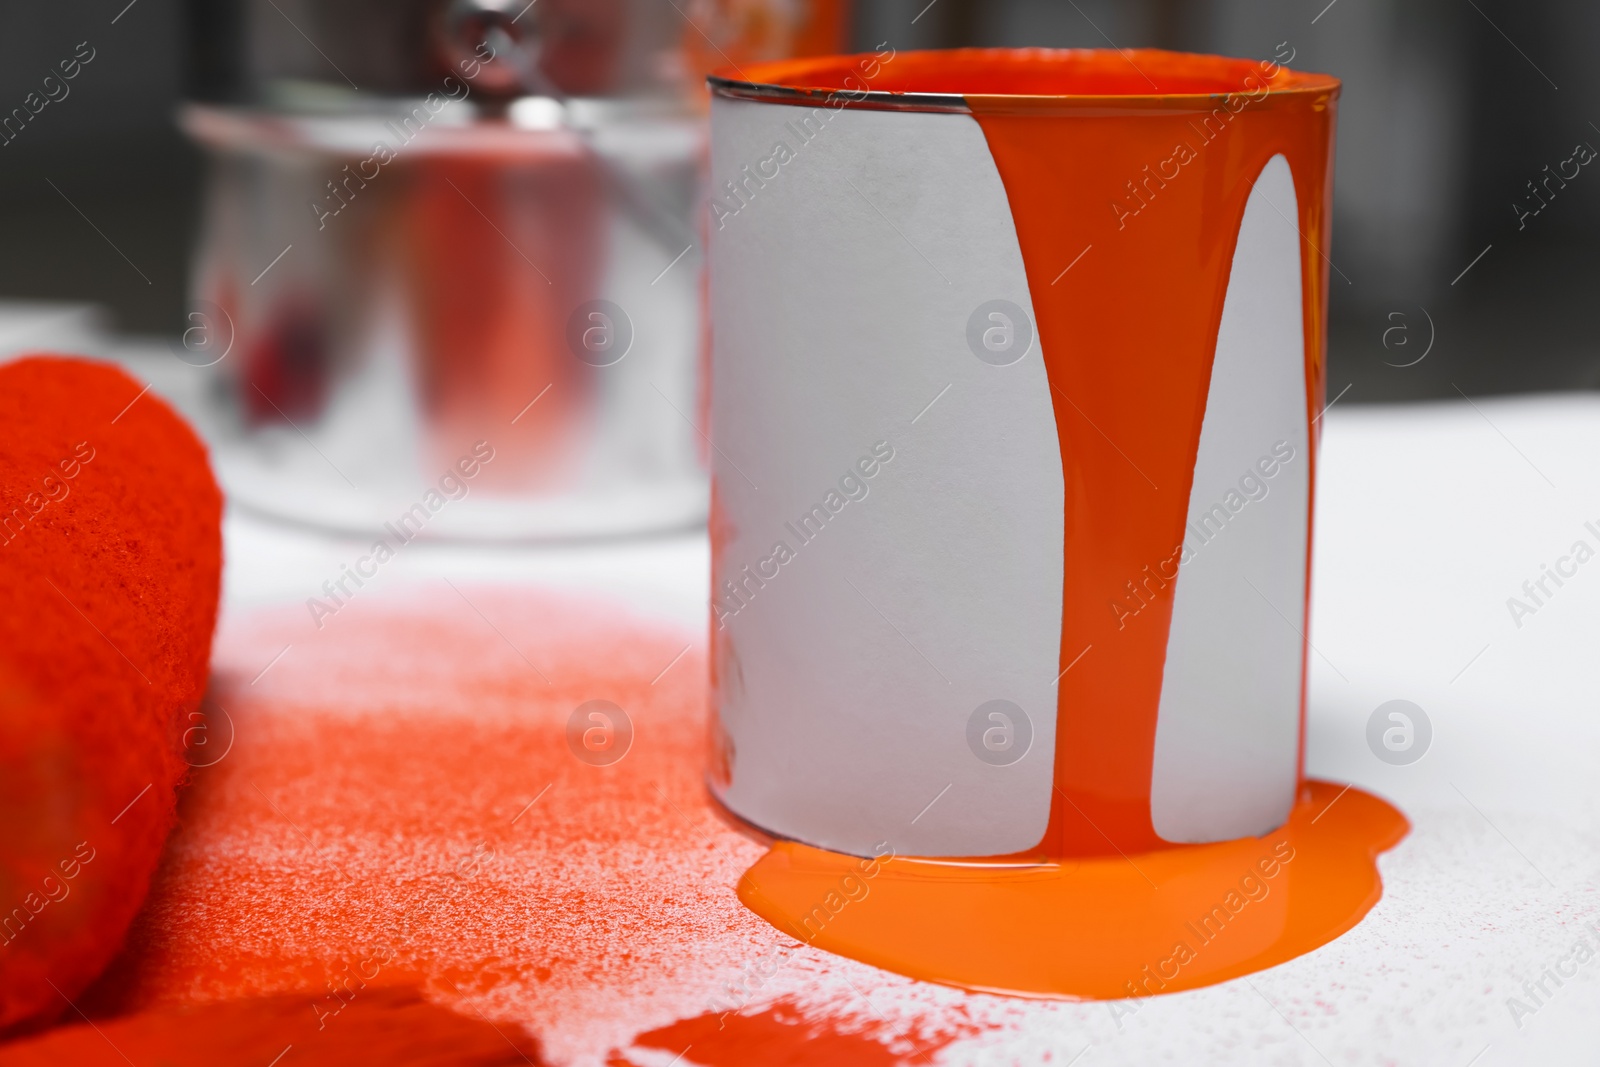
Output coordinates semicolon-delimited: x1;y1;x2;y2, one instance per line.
221;393;1600;1066
12;306;1600;1064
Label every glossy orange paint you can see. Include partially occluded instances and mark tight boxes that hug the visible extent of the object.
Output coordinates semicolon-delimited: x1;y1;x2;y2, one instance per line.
963;51;1338;859
739;780;1407;1000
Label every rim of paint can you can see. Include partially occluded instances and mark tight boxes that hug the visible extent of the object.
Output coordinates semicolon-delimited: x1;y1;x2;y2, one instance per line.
708;47;1340;115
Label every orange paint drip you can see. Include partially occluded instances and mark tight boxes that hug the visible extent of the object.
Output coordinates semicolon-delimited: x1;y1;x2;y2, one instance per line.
964;55;1337;857
737;781;1406;1000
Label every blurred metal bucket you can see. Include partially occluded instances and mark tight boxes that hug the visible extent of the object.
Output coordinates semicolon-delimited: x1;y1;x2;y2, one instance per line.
177;0;849;539
182;96;707;539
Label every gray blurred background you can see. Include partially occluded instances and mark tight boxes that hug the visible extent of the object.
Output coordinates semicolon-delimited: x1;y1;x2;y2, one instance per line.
0;0;1593;402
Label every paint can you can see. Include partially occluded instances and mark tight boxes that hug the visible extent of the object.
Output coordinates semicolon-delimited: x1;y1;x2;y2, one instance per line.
706;48;1339;858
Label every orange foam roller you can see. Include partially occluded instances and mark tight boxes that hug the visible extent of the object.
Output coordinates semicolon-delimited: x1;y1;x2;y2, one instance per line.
0;356;222;1032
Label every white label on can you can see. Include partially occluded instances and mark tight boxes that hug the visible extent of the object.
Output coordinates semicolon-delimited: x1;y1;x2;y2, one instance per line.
1149;153;1309;842
708;97;1064;858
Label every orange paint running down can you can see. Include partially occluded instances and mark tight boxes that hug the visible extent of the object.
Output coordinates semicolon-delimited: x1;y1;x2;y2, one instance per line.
705;48;1406;997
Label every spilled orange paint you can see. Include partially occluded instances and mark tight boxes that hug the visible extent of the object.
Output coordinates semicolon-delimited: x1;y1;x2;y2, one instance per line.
626;997;956;1067
738;780;1406;1000
0;987;545;1067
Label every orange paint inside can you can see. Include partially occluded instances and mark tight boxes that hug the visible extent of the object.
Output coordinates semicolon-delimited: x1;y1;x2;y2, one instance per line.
738;781;1407;1000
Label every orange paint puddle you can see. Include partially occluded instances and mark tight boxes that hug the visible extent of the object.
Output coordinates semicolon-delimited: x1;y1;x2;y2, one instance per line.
737;781;1406;1000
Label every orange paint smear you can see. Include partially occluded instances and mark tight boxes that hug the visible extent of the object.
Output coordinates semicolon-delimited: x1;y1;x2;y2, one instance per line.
625;997;955;1067
0;987;545;1067
738;780;1406;1000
